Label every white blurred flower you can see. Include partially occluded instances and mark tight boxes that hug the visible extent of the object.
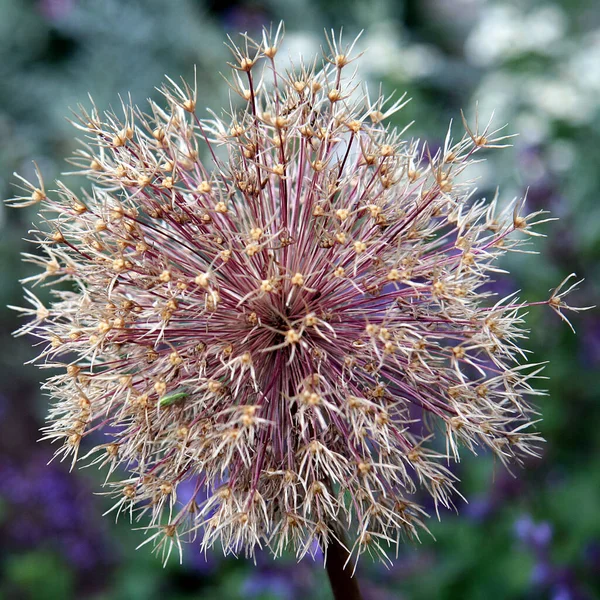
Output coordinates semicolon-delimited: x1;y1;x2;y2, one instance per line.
548;140;576;173
514;112;551;146
359;24;441;80
527;77;595;124
474;72;513;112
465;4;566;66
280;31;321;66
568;31;600;93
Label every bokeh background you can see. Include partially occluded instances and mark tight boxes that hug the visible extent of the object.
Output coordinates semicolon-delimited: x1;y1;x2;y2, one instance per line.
0;0;598;598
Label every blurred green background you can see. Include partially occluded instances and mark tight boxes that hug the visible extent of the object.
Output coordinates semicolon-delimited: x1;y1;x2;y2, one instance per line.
0;0;598;598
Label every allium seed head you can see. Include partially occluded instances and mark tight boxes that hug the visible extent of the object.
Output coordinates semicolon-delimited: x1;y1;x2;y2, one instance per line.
8;26;588;566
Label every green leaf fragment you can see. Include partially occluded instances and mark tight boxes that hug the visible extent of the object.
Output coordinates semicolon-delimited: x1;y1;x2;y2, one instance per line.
159;391;189;407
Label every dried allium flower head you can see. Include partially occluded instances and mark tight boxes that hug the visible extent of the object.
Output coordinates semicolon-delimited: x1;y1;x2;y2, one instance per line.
9;26;586;568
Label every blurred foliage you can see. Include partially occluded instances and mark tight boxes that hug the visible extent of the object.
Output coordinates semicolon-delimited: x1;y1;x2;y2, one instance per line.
0;0;598;599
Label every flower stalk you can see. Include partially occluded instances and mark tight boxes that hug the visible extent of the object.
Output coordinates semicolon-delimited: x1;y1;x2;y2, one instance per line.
324;528;363;600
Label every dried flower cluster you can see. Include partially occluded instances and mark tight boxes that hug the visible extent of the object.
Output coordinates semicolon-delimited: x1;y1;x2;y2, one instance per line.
9;27;584;565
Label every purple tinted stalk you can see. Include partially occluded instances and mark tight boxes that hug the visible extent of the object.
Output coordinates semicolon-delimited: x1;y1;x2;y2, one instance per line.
324;529;363;600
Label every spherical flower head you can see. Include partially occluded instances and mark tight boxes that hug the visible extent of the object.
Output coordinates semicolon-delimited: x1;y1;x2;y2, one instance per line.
8;25;587;565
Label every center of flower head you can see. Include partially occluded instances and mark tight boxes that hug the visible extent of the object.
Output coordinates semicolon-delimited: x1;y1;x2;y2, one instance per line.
215;268;338;385
15;24;582;566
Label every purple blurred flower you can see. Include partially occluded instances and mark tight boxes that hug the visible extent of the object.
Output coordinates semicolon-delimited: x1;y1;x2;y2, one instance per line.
0;452;112;573
553;586;574;600
243;568;296;600
583;540;600;572
514;515;552;551
220;6;271;33
465;495;494;522
581;317;600;368
38;0;75;21
241;552;317;600
531;560;554;587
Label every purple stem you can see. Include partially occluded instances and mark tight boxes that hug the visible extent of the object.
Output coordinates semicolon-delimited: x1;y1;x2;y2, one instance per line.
323;529;363;600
